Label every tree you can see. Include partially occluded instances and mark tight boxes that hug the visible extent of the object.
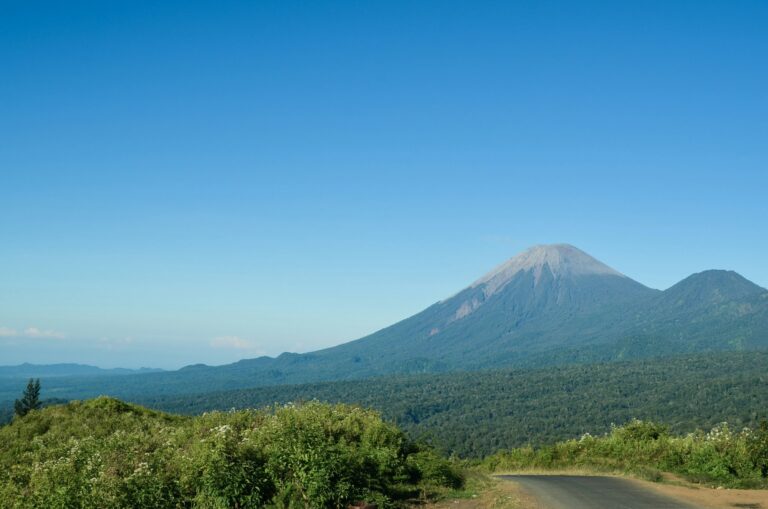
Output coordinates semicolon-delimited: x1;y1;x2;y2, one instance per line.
14;378;41;417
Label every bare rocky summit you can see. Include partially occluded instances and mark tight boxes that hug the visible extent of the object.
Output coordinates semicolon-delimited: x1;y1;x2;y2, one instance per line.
473;243;627;296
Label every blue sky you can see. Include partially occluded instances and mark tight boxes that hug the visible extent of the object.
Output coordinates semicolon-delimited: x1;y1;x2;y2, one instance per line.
1;0;766;368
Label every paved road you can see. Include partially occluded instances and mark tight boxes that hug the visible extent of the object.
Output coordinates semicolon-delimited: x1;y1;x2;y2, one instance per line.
498;475;702;509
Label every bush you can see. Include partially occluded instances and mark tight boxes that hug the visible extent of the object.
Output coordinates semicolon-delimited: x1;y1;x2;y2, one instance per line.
406;449;463;490
0;398;460;508
611;419;669;442
748;421;768;478
253;402;409;507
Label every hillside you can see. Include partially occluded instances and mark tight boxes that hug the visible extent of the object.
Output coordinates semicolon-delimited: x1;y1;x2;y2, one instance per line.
138;350;768;457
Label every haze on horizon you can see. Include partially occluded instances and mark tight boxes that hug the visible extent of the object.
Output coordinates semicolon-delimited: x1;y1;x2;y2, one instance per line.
1;1;766;369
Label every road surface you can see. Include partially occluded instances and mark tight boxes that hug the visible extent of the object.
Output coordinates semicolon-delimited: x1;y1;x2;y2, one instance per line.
498;475;703;509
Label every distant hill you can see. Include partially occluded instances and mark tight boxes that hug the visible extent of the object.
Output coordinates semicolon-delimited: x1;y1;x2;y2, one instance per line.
1;244;766;401
0;364;165;403
0;363;163;379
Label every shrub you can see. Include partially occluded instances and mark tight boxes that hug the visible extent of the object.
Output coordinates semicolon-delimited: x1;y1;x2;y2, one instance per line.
610;419;669;442
253;402;409;507
405;449;463;490
0;398;457;508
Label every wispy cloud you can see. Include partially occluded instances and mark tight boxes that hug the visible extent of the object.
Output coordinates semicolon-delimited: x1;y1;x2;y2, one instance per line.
210;336;266;356
210;336;252;349
23;327;66;339
95;336;134;350
0;327;17;337
0;326;66;340
479;234;519;246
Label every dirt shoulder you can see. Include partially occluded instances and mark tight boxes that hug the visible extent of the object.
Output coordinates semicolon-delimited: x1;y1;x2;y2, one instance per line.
489;470;768;509
427;476;545;509
635;477;768;509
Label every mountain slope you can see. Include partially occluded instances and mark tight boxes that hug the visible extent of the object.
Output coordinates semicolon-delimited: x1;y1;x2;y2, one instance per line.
322;246;658;369
169;245;768;382
213;244;659;381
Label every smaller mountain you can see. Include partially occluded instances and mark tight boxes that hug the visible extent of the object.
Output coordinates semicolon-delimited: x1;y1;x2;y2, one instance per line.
580;269;768;360
654;270;766;310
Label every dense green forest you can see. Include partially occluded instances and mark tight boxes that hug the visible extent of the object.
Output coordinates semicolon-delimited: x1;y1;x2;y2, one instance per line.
483;419;768;489
3;351;766;460
0;398;461;508
136;351;768;458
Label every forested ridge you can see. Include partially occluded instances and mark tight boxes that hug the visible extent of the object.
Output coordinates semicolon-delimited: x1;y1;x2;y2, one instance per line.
138;351;768;457
3;351;766;459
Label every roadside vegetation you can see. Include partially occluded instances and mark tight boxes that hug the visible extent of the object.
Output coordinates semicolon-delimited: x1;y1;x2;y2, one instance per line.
0;398;462;508
482;419;768;489
2;396;768;509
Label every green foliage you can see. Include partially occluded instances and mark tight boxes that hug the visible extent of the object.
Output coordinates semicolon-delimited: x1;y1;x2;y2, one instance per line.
748;421;768;477
178;411;273;508
610;419;669;442
13;379;41;417
253;403;410;507
405;450;463;490
482;419;768;489
0;398;462;508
